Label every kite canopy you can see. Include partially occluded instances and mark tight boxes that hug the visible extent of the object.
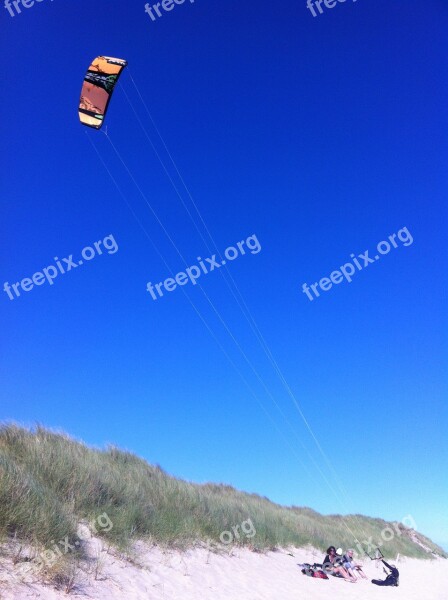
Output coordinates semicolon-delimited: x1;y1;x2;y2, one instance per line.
78;56;127;129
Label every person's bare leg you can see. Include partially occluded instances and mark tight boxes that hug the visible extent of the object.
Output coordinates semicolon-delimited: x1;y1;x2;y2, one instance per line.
344;567;357;582
353;564;367;579
357;567;367;579
337;566;357;582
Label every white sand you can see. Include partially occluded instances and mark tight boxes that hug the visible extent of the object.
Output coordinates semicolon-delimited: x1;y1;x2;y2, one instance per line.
1;539;447;600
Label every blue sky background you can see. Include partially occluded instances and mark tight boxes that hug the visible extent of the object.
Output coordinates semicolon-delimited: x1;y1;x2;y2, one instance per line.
1;1;447;549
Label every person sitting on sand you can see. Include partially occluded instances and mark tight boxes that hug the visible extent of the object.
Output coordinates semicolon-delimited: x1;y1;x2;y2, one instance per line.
371;558;399;586
322;546;356;582
342;549;367;579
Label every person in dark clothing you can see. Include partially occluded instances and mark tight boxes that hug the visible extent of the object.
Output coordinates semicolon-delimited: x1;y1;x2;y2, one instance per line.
371;559;399;586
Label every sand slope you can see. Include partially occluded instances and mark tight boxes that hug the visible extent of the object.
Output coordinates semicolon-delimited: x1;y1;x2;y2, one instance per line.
1;540;447;600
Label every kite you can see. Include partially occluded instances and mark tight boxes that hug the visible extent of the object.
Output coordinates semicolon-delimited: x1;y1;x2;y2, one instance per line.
78;56;127;129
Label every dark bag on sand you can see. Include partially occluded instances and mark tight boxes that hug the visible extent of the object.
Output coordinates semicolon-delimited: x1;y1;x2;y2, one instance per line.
301;563;314;577
313;570;329;579
300;564;329;579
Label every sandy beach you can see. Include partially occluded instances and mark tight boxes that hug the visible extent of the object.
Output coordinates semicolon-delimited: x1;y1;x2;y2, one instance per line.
1;538;447;600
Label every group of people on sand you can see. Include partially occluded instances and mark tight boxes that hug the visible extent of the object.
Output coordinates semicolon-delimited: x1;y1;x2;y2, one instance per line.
323;546;367;582
322;546;399;586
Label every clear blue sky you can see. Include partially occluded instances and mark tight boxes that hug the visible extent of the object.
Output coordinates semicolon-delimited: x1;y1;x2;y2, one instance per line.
1;1;447;550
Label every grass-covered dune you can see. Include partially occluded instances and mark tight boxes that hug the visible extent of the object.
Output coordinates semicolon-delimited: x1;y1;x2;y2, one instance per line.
1;423;446;565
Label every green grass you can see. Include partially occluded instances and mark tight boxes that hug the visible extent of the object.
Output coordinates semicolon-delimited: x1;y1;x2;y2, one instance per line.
1;422;446;576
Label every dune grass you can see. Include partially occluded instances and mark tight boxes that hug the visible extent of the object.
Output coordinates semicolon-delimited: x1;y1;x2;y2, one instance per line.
0;423;446;578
